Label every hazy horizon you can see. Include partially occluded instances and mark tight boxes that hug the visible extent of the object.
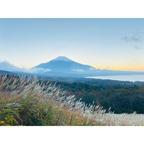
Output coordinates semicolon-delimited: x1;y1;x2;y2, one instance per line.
1;18;144;71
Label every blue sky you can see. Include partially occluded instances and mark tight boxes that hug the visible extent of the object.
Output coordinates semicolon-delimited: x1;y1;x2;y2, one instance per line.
0;18;144;71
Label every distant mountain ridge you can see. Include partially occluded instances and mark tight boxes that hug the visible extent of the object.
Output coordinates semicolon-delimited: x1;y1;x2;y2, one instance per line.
1;56;144;77
0;61;22;72
0;61;29;73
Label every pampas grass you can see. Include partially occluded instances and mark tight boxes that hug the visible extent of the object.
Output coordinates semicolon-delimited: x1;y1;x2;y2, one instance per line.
0;75;144;126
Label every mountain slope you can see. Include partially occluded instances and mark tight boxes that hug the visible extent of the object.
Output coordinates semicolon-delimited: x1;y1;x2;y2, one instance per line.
0;61;20;72
0;61;27;73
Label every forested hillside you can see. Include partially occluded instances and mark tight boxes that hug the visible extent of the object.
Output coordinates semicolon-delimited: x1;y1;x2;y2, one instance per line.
54;79;144;114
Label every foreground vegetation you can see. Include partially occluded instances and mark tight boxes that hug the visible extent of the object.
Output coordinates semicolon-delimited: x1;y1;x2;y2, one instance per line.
1;75;144;126
0;75;104;126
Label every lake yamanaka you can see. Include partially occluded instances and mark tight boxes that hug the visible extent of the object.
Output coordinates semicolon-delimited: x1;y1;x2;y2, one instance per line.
87;74;144;82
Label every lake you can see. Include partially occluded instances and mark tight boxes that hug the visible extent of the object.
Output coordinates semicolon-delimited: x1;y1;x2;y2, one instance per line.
87;74;144;82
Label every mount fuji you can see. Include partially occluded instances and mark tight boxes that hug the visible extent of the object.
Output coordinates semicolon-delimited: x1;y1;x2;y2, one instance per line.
32;56;95;75
31;56;142;77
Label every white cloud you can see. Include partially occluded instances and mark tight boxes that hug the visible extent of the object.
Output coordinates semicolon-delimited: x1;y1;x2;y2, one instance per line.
29;68;51;73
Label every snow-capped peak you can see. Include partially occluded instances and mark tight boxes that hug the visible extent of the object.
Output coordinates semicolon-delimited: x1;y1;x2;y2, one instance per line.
52;56;72;62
